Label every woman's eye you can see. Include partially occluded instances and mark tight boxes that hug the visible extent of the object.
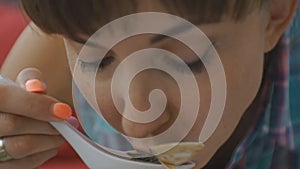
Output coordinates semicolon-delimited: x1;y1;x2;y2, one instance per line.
178;41;216;74
186;59;205;73
168;58;205;74
99;56;115;69
79;56;115;72
159;42;215;74
78;50;116;72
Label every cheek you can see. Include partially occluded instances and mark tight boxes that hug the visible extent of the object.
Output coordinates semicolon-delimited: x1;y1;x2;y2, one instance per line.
223;40;265;117
224;17;266;113
95;79;125;133
184;73;212;141
208;31;265;149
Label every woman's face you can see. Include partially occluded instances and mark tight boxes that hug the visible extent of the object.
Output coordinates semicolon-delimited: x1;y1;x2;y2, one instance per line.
66;2;268;168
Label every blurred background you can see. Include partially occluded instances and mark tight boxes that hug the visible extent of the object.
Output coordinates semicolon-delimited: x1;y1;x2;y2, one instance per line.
0;0;27;66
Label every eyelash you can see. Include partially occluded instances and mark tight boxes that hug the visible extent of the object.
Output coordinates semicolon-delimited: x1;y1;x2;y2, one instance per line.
79;41;215;74
167;41;215;74
186;59;205;73
160;55;205;74
79;56;115;72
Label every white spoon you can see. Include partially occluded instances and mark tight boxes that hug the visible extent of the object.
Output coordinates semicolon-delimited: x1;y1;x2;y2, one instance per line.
50;121;196;169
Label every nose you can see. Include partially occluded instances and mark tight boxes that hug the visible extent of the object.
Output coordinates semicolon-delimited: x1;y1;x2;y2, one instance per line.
120;71;172;138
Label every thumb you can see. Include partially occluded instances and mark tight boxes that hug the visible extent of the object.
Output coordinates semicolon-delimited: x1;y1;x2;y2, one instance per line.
16;67;46;93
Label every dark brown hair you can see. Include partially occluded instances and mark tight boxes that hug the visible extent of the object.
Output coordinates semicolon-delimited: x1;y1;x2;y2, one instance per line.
21;0;268;41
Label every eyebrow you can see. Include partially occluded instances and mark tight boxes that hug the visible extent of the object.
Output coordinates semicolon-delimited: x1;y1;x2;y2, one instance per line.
150;23;194;44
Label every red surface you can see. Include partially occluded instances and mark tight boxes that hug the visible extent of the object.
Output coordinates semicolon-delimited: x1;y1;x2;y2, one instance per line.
0;3;27;66
41;140;88;169
0;4;88;169
41;125;88;169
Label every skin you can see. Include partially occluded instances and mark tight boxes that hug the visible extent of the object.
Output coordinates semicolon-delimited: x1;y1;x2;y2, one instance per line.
66;1;298;168
0;27;73;168
0;0;297;168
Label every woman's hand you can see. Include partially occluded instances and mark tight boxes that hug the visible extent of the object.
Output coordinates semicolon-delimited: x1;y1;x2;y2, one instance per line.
0;68;76;169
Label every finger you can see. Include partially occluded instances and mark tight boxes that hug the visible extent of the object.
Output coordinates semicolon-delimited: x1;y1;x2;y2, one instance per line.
0;113;60;137
16;67;46;93
4;135;64;159
0;149;58;169
16;68;79;127
0;84;72;121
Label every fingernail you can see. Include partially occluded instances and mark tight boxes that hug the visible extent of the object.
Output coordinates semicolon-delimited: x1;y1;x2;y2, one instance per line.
67;116;80;129
25;79;46;93
52;103;72;120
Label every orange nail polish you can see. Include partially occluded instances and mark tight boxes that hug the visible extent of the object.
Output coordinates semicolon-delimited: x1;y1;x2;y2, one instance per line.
53;103;72;120
25;79;46;93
